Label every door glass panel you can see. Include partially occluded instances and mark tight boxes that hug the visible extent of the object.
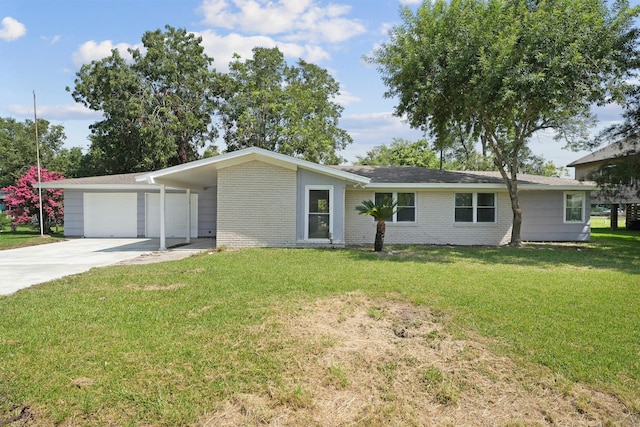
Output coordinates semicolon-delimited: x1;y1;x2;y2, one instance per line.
308;190;330;238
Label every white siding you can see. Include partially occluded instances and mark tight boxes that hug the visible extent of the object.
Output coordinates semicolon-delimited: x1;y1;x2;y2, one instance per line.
62;190;84;237
520;190;591;241
345;189;512;246
217;160;297;247
198;186;217;238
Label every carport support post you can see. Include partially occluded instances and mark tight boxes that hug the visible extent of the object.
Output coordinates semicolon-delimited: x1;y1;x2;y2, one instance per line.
186;189;191;244
159;185;167;251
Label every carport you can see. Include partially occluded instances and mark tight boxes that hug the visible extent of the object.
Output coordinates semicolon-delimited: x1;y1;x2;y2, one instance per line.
40;174;204;251
135;155;221;250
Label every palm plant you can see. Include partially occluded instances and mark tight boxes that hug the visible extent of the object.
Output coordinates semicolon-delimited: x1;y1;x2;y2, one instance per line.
356;197;398;252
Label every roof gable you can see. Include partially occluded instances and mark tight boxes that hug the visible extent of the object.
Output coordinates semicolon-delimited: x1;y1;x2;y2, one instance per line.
136;147;370;189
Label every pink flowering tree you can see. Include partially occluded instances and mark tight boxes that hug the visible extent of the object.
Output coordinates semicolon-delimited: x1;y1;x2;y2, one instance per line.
1;166;65;233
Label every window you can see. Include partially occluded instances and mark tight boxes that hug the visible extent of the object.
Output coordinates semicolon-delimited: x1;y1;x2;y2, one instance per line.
564;192;585;222
374;192;415;222
306;187;332;239
454;193;473;222
455;193;496;223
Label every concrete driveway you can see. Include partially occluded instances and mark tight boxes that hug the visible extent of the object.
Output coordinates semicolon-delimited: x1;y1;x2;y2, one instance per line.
0;238;214;296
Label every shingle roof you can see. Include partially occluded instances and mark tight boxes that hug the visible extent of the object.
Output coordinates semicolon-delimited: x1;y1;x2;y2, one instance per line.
330;165;588;187
567;139;639;167
51;173;142;185
43;160;592;190
39;172;155;189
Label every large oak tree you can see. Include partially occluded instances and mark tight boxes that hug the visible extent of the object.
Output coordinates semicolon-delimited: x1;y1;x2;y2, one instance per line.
369;0;639;245
219;47;352;164
68;26;222;175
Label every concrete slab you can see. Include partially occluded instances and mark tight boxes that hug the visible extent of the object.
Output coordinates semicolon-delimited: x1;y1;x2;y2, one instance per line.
0;238;215;296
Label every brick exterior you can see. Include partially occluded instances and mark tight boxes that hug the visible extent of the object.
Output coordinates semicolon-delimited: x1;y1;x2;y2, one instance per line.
345;189;512;246
217;160;297;247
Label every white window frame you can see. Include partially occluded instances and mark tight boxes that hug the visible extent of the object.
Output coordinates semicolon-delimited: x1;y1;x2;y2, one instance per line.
454;192;497;224
305;185;333;241
374;192;416;223
564;191;585;223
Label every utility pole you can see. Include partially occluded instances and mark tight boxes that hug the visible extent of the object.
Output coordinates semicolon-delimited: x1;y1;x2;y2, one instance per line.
34;91;44;237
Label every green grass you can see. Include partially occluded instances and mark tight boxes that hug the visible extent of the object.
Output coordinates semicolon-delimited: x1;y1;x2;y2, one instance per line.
0;228;638;425
590;215;626;229
0;225;64;249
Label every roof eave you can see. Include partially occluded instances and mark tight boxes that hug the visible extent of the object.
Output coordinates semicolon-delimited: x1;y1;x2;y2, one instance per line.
518;184;598;191
38;183;161;190
366;183;508;189
363;183;597;191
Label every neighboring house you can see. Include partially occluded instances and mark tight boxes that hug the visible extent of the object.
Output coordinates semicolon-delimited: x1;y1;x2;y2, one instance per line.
42;147;595;249
567;139;639;228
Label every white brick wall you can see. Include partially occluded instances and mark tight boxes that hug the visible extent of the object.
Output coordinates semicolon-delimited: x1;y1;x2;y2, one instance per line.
345;189;512;246
217;160;297;247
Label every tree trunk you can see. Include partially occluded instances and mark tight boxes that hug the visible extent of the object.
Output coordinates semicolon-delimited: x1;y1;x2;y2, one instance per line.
374;220;386;252
510;206;523;247
502;170;523;247
492;141;523;247
611;203;619;230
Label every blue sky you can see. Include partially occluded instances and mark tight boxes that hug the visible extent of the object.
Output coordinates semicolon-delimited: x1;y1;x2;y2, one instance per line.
0;0;635;172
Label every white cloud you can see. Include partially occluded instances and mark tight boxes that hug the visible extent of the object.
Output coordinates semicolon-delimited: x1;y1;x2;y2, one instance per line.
199;0;365;44
344;111;417;136
198;30;329;72
334;89;360;107
40;35;62;45
0;17;27;41
71;40;141;68
8;103;101;121
399;0;422;4
340;111;425;163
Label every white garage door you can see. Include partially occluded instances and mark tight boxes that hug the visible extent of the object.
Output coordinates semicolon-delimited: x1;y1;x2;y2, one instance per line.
84;193;138;237
145;193;198;238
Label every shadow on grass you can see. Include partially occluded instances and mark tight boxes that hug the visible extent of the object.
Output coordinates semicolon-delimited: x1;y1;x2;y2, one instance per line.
346;228;640;275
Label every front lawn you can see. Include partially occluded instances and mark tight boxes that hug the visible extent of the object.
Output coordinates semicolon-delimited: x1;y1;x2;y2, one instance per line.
0;229;638;425
0;225;64;250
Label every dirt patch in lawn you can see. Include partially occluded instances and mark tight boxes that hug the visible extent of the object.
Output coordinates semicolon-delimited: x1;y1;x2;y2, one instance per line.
202;292;637;426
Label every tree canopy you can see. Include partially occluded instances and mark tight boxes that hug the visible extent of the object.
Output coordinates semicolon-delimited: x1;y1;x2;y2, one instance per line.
68;26;222;175
69;36;352;171
369;0;639;245
355;138;439;168
0;117;80;188
219;47;352;164
357;137;564;176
